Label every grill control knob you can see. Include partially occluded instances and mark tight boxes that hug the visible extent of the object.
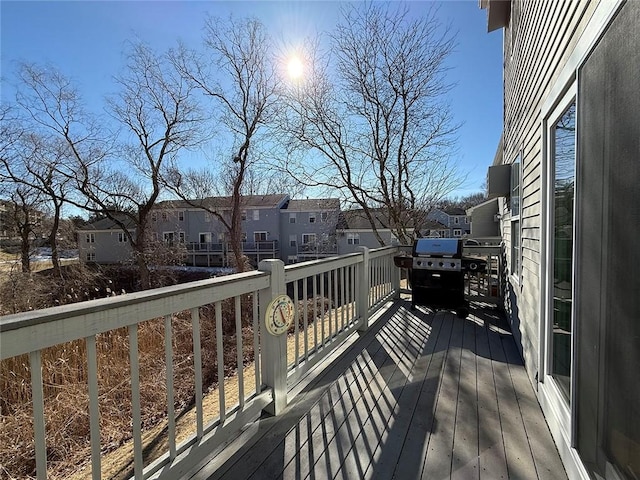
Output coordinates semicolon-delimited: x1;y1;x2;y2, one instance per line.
427;261;433;267
451;262;455;268
439;262;444;267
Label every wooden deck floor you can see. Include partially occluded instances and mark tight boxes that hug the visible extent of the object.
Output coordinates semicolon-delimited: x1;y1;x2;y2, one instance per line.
186;299;566;480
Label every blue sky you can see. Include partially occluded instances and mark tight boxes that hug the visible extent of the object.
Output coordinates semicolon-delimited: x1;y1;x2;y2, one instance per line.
1;0;503;199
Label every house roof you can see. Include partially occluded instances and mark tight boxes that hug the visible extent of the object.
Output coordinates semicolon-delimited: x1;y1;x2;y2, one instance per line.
80;215;137;231
338;209;391;230
157;194;290;210
442;207;467;216
338;209;447;232
466;197;498;215
422;220;449;230
284;198;340;211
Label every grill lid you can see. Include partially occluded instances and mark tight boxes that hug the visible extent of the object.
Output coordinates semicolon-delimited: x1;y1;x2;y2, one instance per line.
413;238;462;257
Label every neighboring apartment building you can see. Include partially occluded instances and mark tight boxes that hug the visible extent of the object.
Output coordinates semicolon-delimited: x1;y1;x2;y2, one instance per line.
279;198;341;264
426;207;472;238
78;195;342;267
482;1;638;479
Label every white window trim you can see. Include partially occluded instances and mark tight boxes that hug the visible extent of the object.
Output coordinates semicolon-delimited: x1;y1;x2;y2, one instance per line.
510;152;522;285
541;83;577;435
254;231;268;242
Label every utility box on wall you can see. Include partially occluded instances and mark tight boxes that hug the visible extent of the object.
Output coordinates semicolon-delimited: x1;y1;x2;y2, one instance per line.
487;164;511;198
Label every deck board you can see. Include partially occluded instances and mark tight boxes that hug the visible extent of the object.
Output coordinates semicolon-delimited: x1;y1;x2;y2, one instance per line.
186;300;567;480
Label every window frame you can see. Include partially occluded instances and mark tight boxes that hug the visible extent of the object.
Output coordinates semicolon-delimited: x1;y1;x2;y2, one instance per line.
510;152;522;283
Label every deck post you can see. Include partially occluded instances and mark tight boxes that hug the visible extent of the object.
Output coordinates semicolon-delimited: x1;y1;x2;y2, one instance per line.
357;246;370;331
391;247;401;299
258;259;288;416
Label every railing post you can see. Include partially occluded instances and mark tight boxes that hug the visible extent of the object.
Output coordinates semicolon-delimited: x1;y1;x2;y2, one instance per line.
391;248;401;299
357;246;370;331
258;259;288;416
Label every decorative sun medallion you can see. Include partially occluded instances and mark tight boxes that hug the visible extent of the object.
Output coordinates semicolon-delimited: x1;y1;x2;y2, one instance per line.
264;294;296;336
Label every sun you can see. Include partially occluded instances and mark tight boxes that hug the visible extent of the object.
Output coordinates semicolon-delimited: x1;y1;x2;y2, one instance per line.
287;56;304;80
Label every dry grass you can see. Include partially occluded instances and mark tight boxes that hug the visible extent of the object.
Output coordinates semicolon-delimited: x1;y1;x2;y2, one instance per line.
0;284;359;480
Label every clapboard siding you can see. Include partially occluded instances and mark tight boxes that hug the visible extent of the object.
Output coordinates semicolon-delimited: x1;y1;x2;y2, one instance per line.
500;0;601;382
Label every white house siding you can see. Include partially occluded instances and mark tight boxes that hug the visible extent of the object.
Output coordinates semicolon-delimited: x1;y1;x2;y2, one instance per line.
500;0;600;383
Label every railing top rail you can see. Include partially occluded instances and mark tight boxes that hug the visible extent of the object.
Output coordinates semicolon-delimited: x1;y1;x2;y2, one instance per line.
0;270;268;358
369;245;399;259
284;252;362;282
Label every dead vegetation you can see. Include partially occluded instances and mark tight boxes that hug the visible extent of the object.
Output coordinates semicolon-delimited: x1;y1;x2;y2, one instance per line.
0;265;333;480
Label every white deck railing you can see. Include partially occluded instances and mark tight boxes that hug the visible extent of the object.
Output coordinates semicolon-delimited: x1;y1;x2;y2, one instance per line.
0;246;400;480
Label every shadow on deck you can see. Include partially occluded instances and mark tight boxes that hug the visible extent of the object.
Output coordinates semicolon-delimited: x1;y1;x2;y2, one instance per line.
184;300;566;480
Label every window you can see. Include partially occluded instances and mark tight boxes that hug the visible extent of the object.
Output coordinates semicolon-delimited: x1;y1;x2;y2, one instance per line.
511;153;522;281
321;212;329;222
254;231;267;242
347;233;360;245
86;252;96;262
163;232;175;244
204;212;211;223
309;213;316;223
218;232;226;242
289;234;297;247
511;220;521;277
453;229;462;237
151;212;157;222
511;158;521;215
118;232;127;243
178;211;184;221
302;233;316;245
289;213;296;224
241;232;247;242
241;210;247;221
178;232;185;243
161;212;168;221
253;210;259;221
86;233;95;243
549;100;576;403
200;233;211;244
454;216;460;224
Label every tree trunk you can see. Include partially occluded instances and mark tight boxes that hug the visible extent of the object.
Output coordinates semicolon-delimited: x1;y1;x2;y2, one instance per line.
49;202;62;279
20;229;30;273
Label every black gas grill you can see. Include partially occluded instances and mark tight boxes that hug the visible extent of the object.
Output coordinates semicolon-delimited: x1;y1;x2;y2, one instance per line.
410;238;469;318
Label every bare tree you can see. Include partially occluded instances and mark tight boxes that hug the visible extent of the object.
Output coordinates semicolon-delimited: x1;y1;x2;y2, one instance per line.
279;3;463;245
13;45;203;288
0;131;71;278
168;15;280;272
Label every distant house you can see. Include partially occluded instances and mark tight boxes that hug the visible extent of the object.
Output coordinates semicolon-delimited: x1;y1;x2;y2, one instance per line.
465;198;499;238
420;220;450;238
482;1;639;478
77;216;135;264
336;209;399;253
426;207;471;238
